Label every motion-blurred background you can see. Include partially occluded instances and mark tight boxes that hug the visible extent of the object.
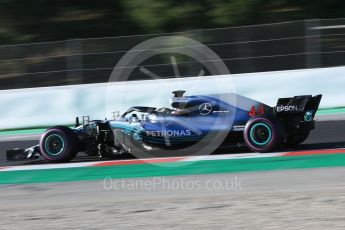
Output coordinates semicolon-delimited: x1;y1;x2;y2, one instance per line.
0;0;345;89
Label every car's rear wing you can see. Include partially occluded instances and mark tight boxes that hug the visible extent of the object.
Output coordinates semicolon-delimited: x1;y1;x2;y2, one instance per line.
274;94;322;117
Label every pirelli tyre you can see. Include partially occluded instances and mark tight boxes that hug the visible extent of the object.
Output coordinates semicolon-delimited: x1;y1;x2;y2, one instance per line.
39;126;79;162
244;116;285;153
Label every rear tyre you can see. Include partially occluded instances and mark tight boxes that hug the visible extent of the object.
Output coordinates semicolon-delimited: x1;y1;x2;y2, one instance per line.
39;126;79;162
244;116;284;153
285;131;310;147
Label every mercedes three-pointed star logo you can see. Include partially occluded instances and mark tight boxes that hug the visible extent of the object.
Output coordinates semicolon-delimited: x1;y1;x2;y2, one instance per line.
199;103;213;115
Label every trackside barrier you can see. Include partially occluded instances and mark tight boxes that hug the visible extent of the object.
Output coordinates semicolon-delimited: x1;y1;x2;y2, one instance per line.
0;66;343;130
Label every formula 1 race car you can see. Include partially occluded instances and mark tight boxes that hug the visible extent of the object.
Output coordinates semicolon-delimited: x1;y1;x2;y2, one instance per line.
7;91;322;162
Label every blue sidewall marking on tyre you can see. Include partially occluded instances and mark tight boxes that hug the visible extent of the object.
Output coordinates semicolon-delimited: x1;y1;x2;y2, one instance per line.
45;134;65;156
249;123;272;146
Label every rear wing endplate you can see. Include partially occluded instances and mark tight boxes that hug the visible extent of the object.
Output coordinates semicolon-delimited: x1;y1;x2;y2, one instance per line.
275;94;322;117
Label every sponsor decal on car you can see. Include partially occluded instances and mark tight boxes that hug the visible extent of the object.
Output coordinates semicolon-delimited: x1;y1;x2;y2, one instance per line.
233;125;245;131
304;110;313;121
199;103;213;115
276;105;298;112
146;130;192;137
212;110;230;114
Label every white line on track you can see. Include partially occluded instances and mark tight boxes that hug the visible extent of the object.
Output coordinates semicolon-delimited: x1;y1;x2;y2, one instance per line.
180;152;284;162
0;152;285;172
0;162;96;172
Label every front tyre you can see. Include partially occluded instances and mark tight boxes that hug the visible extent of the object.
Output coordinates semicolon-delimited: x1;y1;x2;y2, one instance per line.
39;126;79;162
244;116;284;153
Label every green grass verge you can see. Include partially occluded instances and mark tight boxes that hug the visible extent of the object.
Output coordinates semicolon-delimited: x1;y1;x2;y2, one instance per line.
0;125;74;135
316;107;345;115
0;128;47;135
1;153;345;184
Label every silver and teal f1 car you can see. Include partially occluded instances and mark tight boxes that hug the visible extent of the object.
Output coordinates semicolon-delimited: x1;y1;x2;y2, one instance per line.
7;91;322;162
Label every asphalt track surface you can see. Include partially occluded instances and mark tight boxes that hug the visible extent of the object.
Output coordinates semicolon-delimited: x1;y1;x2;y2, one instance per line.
1;120;345;165
1;167;345;229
